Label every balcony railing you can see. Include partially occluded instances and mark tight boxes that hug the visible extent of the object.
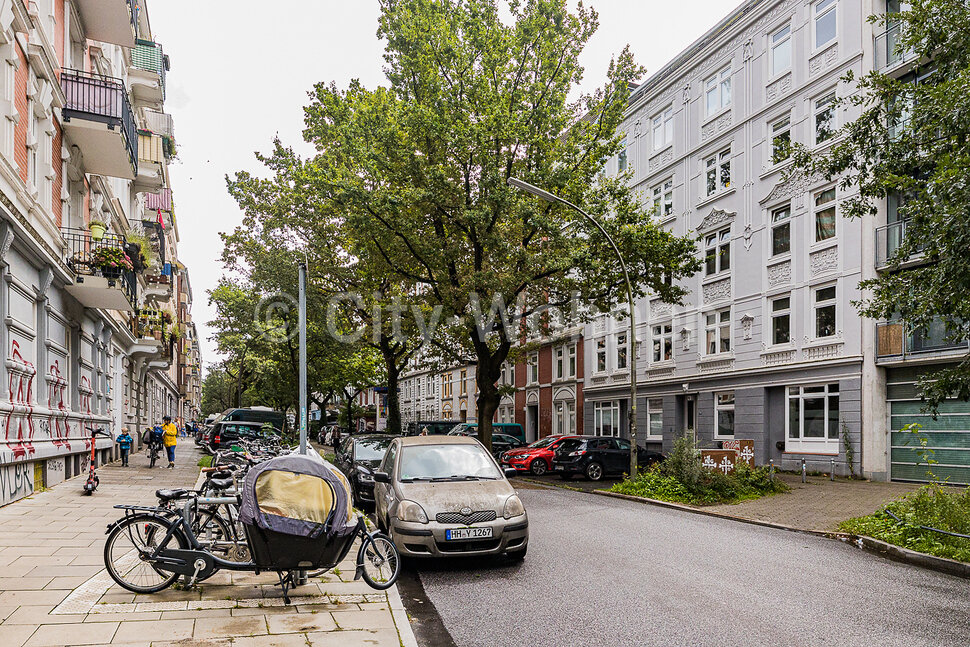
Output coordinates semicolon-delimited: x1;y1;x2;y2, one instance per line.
61;69;138;177
62;227;137;309
876;319;969;360
875;23;917;73
132;308;165;339
131;39;167;99
875;219;925;269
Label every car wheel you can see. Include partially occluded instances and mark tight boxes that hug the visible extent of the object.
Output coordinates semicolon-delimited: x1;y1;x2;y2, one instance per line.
585;462;604;481
529;459;547;476
508;546;527;562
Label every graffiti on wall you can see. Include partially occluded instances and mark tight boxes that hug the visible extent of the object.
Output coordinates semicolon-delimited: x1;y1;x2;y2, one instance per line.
0;461;34;505
47;360;70;450
5;340;36;459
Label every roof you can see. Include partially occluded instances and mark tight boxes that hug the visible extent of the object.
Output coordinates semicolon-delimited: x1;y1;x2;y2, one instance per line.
396;435;481;447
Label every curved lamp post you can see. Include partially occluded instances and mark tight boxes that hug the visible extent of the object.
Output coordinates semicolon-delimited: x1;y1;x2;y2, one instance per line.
508;177;639;478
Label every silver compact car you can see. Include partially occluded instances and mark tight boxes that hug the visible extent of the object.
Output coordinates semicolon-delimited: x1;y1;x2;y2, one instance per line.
373;435;529;560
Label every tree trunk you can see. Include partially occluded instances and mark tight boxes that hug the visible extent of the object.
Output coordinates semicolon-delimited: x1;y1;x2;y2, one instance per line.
379;339;403;436
473;338;510;452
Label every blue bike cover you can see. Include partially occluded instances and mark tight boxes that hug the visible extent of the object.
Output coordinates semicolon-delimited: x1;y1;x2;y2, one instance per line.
238;453;355;538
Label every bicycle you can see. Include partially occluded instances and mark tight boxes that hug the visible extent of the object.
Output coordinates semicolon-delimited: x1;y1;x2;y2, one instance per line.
147;441;161;468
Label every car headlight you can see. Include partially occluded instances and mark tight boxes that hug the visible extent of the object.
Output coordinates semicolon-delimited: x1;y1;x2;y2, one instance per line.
503;495;525;519
397;499;429;524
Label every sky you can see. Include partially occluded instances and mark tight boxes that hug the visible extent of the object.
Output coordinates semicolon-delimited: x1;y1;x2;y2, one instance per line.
147;0;734;370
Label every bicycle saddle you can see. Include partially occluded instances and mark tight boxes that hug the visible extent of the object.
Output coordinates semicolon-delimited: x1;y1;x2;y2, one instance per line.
209;470;233;480
155;488;189;501
207;478;234;491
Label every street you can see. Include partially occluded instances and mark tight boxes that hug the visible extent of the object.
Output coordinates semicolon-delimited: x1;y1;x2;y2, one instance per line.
411;485;970;647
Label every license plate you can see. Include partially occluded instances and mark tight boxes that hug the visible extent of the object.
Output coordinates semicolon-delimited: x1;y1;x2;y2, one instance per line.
554;465;564;471
445;527;493;541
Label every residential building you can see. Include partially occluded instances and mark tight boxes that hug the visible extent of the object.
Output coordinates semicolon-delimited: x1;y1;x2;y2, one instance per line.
0;0;200;504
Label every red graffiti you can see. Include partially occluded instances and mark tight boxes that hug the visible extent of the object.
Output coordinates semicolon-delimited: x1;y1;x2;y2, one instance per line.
5;340;36;459
46;360;70;451
80;376;92;451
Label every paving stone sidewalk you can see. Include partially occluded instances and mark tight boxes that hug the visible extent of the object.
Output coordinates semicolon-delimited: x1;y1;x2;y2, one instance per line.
0;442;417;647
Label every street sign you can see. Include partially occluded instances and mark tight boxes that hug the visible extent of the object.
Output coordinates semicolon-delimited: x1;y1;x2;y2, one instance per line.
701;449;736;475
722;439;755;467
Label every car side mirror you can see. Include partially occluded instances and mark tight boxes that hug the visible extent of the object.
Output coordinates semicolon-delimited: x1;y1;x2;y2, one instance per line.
504;468;518;479
373;471;391;484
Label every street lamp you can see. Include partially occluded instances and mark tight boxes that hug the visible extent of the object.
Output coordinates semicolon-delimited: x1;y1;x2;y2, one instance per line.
508;177;640;478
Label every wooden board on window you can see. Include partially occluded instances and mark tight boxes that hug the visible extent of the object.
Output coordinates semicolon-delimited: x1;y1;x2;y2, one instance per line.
722;439;755;467
701;449;736;475
877;323;904;357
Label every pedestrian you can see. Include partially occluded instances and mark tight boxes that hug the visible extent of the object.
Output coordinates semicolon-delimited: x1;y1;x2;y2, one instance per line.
161;415;178;469
332;427;341;453
116;428;133;467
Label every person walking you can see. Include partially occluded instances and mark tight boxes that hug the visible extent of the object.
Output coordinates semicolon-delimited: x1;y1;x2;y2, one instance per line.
161;415;178;469
116;428;133;467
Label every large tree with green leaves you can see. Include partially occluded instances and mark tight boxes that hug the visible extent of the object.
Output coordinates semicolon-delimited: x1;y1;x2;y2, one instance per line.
792;0;970;407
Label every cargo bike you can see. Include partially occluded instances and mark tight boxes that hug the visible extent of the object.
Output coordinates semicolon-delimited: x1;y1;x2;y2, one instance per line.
103;454;400;603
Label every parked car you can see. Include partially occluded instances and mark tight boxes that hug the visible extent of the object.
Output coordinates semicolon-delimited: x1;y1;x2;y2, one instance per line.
446;425;525;457
447;422;526;443
404;420;461;436
373;436;529;560
207;420;278;453
551;436;664;481
500;435;580;476
333;434;395;510
208;407;286;433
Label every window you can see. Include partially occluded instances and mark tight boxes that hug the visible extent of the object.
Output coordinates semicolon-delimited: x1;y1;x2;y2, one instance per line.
814;92;837;145
653;178;673;219
652;106;673;150
770;24;792;76
714;392;735;439
813;0;837;49
771;296;791;345
27;101;37;189
617;139;627;172
771;206;791;256
787;383;840;451
442;374;452;398
705;148;731;196
596;339;607;373
459;369;467;395
616;332;627;370
705;228;731;275
567;343;576;378
527;353;538;384
814;187;836;241
814;285;837;338
555;400;576;435
594;401;620;437
652;324;673;362
705;309;731;355
704;67;731;116
508;363;515;386
554;346;564;380
771;116;791;164
647;398;663;439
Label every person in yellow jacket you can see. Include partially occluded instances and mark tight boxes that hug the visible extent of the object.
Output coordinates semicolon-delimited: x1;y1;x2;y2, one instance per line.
161;415;178;469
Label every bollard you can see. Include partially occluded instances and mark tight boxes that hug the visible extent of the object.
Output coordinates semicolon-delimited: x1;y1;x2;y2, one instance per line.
830;458;835;481
801;458;807;483
769;459;775;482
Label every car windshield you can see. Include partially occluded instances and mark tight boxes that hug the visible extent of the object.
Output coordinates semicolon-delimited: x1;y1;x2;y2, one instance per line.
398;444;501;481
527;436;558;449
556;439;584;453
354;437;392;461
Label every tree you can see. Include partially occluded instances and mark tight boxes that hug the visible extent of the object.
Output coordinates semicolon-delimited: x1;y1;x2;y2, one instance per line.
791;0;970;408
201;367;240;416
296;0;700;449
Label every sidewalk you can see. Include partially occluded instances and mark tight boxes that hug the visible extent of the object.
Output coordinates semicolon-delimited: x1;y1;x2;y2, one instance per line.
0;443;417;647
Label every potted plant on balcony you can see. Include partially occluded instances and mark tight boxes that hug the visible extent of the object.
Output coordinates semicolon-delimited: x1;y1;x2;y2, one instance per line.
89;246;134;281
88;219;108;242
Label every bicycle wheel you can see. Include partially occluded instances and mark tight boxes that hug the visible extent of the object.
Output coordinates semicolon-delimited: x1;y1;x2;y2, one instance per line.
104;515;187;594
193;509;233;554
149;448;158;468
357;533;400;590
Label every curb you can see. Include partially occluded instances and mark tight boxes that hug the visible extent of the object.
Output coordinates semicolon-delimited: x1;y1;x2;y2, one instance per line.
387;583;420;647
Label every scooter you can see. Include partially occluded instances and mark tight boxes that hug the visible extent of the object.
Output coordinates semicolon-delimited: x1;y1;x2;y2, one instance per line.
83;426;111;495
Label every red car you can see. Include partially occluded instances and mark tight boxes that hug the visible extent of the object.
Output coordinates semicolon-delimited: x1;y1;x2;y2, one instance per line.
501;435;581;476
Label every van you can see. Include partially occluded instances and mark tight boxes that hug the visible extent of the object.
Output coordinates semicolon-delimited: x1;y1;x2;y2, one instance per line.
446;422;525;443
210;407;286;433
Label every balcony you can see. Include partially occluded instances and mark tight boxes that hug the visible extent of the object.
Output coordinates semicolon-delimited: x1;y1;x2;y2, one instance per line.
133;131;166;192
875;23;918;74
74;0;137;47
145;188;172;213
876;319;969;364
61;227;137;311
143;111;175;157
60;70;138;180
129;39;167;108
875;219;926;270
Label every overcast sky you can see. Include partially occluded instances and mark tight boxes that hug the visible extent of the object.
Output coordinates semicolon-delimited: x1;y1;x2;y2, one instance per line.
148;0;733;370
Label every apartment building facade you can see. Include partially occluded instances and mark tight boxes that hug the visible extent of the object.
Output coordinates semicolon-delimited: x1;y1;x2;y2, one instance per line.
0;0;200;505
586;0;897;478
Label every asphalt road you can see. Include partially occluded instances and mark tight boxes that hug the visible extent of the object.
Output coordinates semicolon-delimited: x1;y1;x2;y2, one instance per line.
409;485;970;647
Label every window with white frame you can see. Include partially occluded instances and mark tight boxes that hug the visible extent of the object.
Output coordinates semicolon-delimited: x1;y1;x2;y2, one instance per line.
705;148;731;196
704;67;731;116
554;345;565;380
596;339;607;373
814;187;837;242
527;353;538;385
814;92;837;145
705;309;732;355
813;0;837;49
508;363;515;386
616;332;628;371
787;383;840;451
771;116;791;164
705;228;731;275
27;101;37;189
594;400;620;437
554;400;576;435
714;392;735;438
617;139;627;172
770;24;792;77
814;285;837;338
771;295;791;344
653;178;673;219
652;106;673;150
647;398;663;439
652;323;673;362
771;205;791;256
567;343;576;378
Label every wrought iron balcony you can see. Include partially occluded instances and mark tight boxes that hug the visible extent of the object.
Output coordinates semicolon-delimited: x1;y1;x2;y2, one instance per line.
129;39;167;106
61;227;137;311
876;319;969;362
875;219;926;270
60;69;138;179
74;0;137;47
875;23;917;74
